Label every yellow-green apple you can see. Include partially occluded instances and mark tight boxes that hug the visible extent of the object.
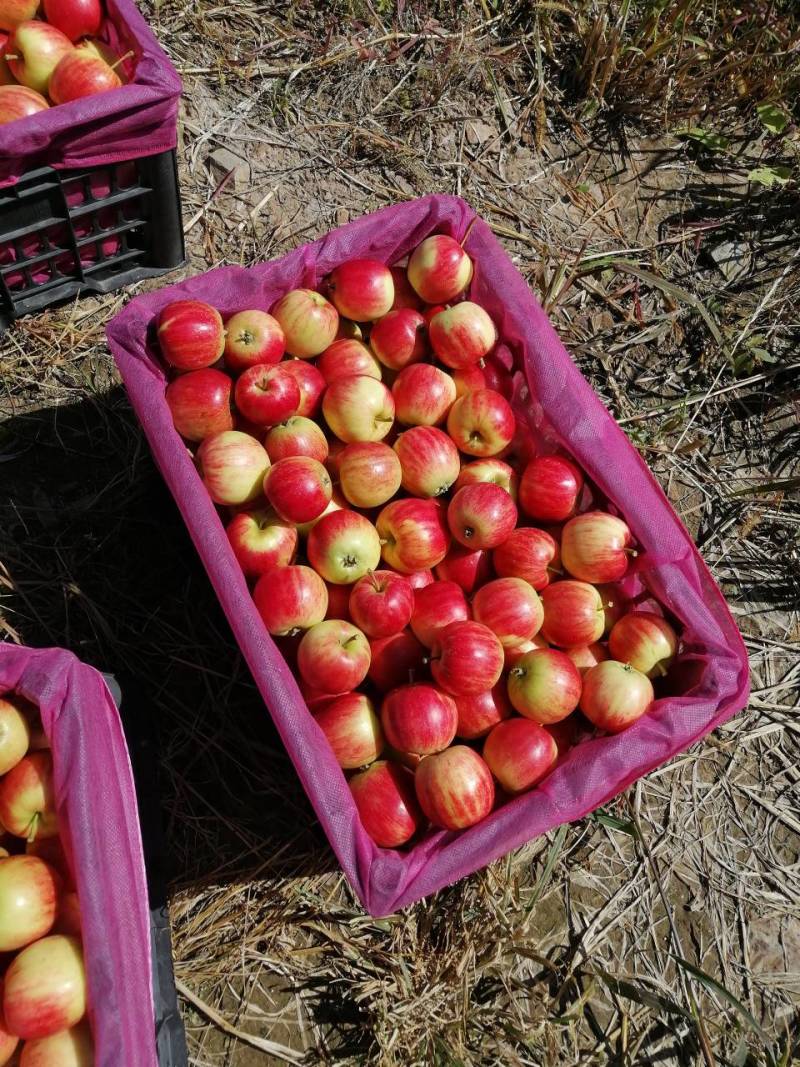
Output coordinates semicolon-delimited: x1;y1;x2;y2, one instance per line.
18;1021;93;1066
6;20;71;93
165;367;233;442
3;935;85;1040
43;0;101;41
0;695;30;776
196;430;270;506
349;571;414;638
519;455;584;523
392;363;456;426
313;692;383;769
454;683;512;740
280;359;325;417
452;359;512;399
253;564;327;635
338;441;401;508
376;498;450;573
407;235;473;303
540;580;605;647
434;544;492;593
0;855;58;951
234;364;299;426
316;338;381;383
492;527;559;590
156;299;225;371
561;511;634;583
349;760;424;847
565;642;608;675
381;684;457;755
473;577;543;649
446;389;515;457
328;259;393;321
223;309;285;373
0;0;38;31
0;83;49;122
410;580;470;649
429;302;497;369
389;266;423;310
608;612;678;678
0;752;58;840
368;630;426;692
271;289;338;358
394;426;460;498
264;456;331;524
454;458;518;500
297;619;371;692
227;507;297;577
264;415;328;463
370;309;427;370
430;620;504;696
507;648;582;723
307;510;381;585
54;890;81;937
504;633;548;669
483;718;557;794
447;483;518;549
48;49;120;103
414;745;494;830
580;660;654;732
322;375;395;443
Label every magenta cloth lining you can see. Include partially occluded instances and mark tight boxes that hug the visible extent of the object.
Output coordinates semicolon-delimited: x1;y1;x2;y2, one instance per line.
106;194;750;916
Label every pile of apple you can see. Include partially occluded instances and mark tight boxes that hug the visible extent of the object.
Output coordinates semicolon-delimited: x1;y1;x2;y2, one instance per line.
0;0;126;125
157;234;680;848
0;692;92;1066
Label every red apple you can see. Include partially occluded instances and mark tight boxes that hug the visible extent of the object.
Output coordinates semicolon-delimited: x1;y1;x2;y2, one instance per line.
0;83;48;123
307;510;381;585
430;620;504;696
0;0;38;31
349;760;424;847
580;660;654;732
376;498;450;573
264;415;328;463
0;752;58;840
561;511;634;583
234;364;299;426
423;304;446;325
328;259;393;321
54;890;81;938
253;564;328;635
156;299;225;371
394;426;460;498
6;20;72;93
370;308;427;370
322;375;395;443
271;289;338;358
545;715;580;759
452;360;512;399
446;389;515;457
381;684;457;755
294;491;345;538
540;580;605;647
16;1021;93;1065
280;359;326;418
454;683;511;740
507;648;582;724
25;837;69;882
0;695;30;776
0;984;17;1066
48;50;121;104
349;571;414;638
608;612;678;678
223;309;285;373
428;302;497;369
368;631;426;692
410;580;470;648
3;935;85;1039
595;583;627;634
392;363;456;427
0;855;58;951
406;569;434;589
43;0;101;40
565;642;609;675
314;693;383;769
414;746;494;830
483;719;557;795
434;544;492;593
264;456;332;524
324;580;351;621
447;483;517;549
472;577;543;649
316;338;381;383
504;633;548;669
196;430;270;506
297;619;371;692
407;235;473;304
454;458;518;500
165;367;233;442
386;266;422;310
338;441;401;508
492;527;560;590
519;455;584;523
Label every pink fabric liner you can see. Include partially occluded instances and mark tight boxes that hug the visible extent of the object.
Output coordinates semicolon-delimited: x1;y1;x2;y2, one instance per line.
0;0;181;186
106;195;750;917
0;644;157;1067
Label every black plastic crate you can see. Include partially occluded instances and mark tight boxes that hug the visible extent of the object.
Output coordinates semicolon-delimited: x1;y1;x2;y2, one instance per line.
0;149;185;334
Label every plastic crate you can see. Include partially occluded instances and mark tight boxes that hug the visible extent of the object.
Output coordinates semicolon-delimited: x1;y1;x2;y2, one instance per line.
0;148;185;333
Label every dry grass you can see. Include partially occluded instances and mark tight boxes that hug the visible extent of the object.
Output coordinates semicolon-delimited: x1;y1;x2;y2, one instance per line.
1;1;799;1064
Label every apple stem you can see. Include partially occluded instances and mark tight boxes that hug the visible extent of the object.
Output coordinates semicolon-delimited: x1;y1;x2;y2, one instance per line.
546;565;563;575
625;548;638;558
4;54;17;61
367;569;380;591
656;662;668;677
110;49;135;72
25;811;40;843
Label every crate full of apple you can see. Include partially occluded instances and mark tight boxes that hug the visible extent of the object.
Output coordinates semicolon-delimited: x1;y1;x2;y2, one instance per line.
107;196;749;914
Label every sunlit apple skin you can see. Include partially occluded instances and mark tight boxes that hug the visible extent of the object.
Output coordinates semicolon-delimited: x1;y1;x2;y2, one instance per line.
454;459;518;500
434;544;491;594
428;302;497;369
0;856;59;951
431;620;504;696
0;983;17;1065
389;266;423;310
410;580;470;649
0;752;58;840
407;235;473;304
370;308;428;370
48;51;121;104
473;577;543;649
447;483;517;550
349;571;414;638
446;389;515;457
328;259;394;321
281;359;326;418
234;364;299;426
0;0;38;31
376;498;450;573
196;430;270;506
565;642;608;675
381;683;457;756
156;299;225;371
483;718;557;795
322;375;395;443
17;1021;94;1066
264;456;332;524
165;368;233;442
608;612;678;678
7;21;72;93
313;692;383;769
0;83;49;122
253;564;328;635
272;289;339;358
223;310;285;373
507;648;582;724
493;527;560;591
43;0;101;40
519;455;584;523
392;363;456;426
349;760;424;847
368;630;426;692
394;426;460;498
540;580;605;648
580;661;654;733
454;683;511;740
338;441;402;508
297;619;371;693
264;415;328;463
415;746;494;831
0;695;31;776
406;569;434;589
561;512;634;583
307;510;382;585
3;935;86;1040
317;339;381;385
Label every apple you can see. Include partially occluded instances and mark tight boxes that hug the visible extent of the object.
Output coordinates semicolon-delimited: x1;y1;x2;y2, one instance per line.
580;661;654;733
307;510;381;585
280;359;326;418
544;715;580;760
316;338;381;383
504;633;548;669
454;683;511;740
264;456;332;524
0;0;38;31
165;367;233;442
324;580;352;621
297;619;371;692
6;20;72;94
368;630;426;692
434;544;491;593
608;612;678;678
54;890;81;937
156;299;225;371
472;577;543;649
519;455;584;523
227;507;296;577
565;642;609;675
561;511;634;583
389;266;423;309
428;302;497;369
313;693;383;769
234;364;299;426
447;483;517;549
253;564;328;635
223;310;285;373
322;375;395;443
0;84;48;123
392;363;456;427
349;571;413;638
3;935;85;1040
407;235;473;303
337;441;401;508
394;426;460;498
454;458;518;500
406;569;434;589
0;695;30;776
0;752;58;840
370;309;427;370
0;856;58;951
264;415;328;463
381;684;457;755
16;1021;93;1066
25;837;69;881
293;491;345;538
376;498;450;573
446;389;515;457
410;580;470;648
540;580;605;647
430;620;504;696
452;358;512;399
595;583;626;634
196;430;270;506
328;259;394;321
43;0;101;40
414;745;494;830
507;648;582;724
271;289;338;358
349;760;424;847
48;50;121;103
422;304;446;325
483;719;557;795
492;527;559;590
0;985;17;1066
74;37;125;75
